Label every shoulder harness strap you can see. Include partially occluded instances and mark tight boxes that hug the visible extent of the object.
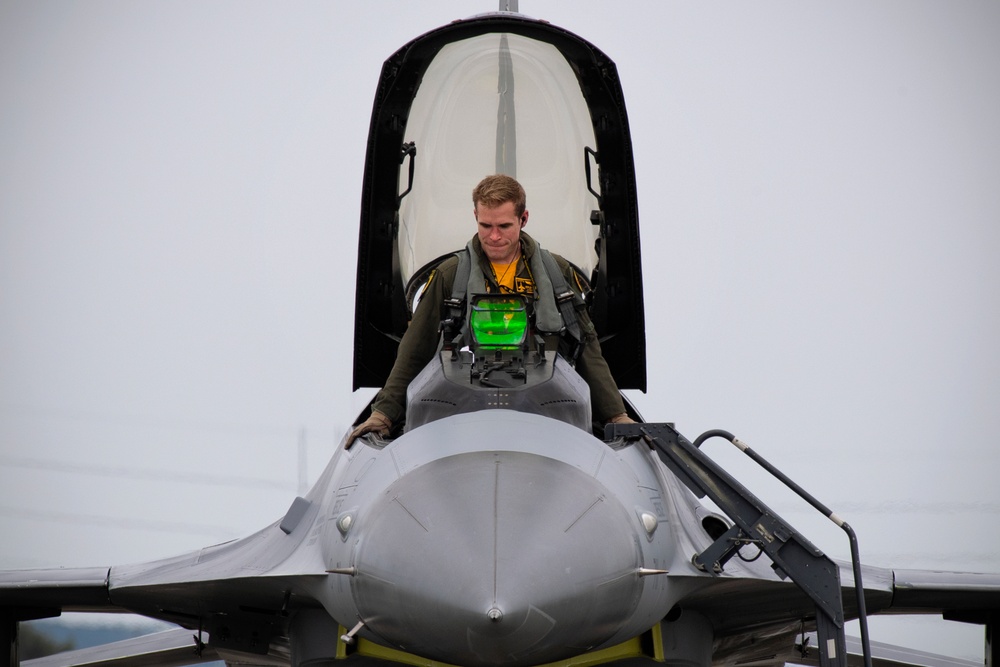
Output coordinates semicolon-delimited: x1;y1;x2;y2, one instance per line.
444;243;585;357
536;249;584;346
442;246;473;350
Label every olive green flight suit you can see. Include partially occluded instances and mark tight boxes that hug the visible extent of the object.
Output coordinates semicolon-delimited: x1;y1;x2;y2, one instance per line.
371;232;627;425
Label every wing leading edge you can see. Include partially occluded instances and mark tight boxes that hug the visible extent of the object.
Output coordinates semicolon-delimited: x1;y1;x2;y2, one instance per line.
2;505;328;667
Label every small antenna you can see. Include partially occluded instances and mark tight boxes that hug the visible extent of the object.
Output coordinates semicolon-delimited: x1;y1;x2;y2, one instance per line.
498;0;518;12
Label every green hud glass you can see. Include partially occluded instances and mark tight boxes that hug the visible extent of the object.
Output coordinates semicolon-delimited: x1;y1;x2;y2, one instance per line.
469;295;528;350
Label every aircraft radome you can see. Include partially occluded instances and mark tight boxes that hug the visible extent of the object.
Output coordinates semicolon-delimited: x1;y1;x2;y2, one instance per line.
2;5;999;667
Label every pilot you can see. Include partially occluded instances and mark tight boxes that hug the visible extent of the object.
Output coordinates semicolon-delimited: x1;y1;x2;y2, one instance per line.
350;174;634;442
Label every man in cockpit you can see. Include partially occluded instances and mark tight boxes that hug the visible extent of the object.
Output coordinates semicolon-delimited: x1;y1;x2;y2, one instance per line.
350;174;634;442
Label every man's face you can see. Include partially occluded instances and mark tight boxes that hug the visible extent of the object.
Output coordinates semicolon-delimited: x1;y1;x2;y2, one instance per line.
475;201;527;264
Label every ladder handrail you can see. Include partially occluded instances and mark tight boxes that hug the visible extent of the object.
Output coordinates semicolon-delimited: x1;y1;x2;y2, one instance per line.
692;429;873;667
606;422;862;667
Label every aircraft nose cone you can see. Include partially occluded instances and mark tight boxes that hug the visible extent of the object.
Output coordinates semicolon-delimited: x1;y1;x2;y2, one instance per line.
351;450;642;667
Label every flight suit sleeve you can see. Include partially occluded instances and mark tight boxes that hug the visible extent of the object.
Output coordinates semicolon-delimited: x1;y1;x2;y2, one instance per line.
557;260;627;423
370;260;458;425
573;310;628;423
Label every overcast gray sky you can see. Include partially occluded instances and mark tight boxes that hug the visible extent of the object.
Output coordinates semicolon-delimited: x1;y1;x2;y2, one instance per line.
2;1;999;660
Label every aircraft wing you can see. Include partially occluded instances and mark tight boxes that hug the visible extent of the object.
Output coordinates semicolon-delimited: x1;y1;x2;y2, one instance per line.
2;506;328;667
0;567;115;615
795;634;982;667
674;560;1000;635
665;560;1000;667
8;563;997;667
888;568;1000;620
20;626;294;667
22;628;223;667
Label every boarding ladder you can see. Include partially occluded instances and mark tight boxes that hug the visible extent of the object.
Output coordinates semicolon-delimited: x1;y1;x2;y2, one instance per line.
606;422;873;667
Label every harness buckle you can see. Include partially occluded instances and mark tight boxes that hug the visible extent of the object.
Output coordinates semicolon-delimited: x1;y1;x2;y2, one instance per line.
555;290;575;304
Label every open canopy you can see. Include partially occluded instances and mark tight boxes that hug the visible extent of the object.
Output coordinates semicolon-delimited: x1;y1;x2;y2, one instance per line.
354;11;646;391
397;32;601;283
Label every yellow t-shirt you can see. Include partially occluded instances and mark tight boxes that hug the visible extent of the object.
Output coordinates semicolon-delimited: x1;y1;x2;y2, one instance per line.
490;258;518;292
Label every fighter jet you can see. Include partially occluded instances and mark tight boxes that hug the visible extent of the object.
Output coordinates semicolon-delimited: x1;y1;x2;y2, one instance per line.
3;5;999;667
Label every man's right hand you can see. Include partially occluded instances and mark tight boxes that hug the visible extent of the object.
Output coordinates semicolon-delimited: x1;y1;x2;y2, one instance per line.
346;410;392;446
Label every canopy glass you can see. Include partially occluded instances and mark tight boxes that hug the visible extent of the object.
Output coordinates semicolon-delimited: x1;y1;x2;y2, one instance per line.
397;33;601;287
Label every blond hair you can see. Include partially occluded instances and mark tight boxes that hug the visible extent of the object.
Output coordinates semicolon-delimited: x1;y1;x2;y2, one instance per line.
472;174;526;217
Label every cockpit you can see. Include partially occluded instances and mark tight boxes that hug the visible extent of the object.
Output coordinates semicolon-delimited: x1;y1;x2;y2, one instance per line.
354;12;646;394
